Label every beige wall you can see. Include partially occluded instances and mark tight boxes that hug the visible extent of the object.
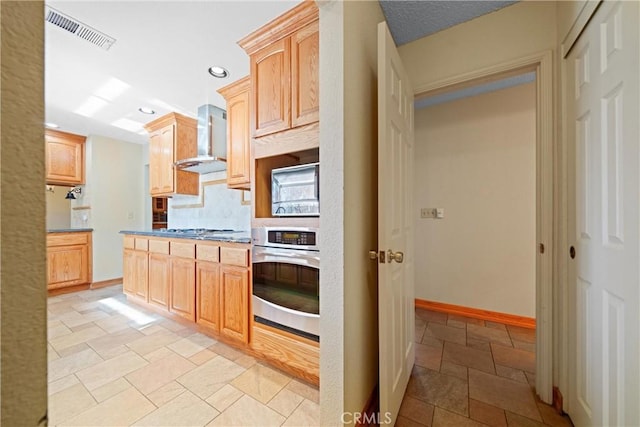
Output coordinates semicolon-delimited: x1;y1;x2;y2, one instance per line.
0;1;48;424
71;135;146;282
319;0;383;425
46;185;72;229
414;82;536;317
399;1;557;93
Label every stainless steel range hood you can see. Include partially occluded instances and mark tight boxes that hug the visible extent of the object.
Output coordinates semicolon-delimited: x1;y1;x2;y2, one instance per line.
174;104;227;174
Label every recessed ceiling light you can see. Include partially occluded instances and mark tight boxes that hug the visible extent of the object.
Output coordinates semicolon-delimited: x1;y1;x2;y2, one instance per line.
45;122;59;128
208;66;229;78
138;107;155;115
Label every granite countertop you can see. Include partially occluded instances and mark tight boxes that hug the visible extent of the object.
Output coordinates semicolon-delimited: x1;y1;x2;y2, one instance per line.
120;229;251;244
48;228;93;233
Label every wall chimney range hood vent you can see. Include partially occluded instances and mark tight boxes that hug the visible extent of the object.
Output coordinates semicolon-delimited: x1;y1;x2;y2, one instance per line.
174;105;227;174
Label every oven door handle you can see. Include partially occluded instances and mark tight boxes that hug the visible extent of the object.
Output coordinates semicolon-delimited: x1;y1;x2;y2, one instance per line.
252;246;320;269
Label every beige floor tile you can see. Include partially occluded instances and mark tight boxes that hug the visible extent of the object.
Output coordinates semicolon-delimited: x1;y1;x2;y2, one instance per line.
267;387;304;417
206;395;285;426
177;355;246;399
126;328;182;356
160;318;189;332
76;350;148;391
507;325;536;344
468;368;542;421
49;383;97;426
136;323;168;336
90;377;132;402
443;341;495;374
190;349;217;365
96;343;131;360
206;384;244;412
513;339;536;353
49;322;73;339
168;333;216;358
93;314;131;334
143;346;176;362
491;343;536;373
231;363;291;404
469;398;507;427
60;387;155;426
416;317;427;342
396;415;429;426
422;335;445;349
399;395;435;426
235;354;258;369
406;365;469;416
415;342;443;371
61;310;109;328
282;398;320;426
209;342;245;361
86;326;145;357
57;342;92;358
425;322;467;345
50;326;107;352
134;390;219;426
432;407;486;427
49;348;104;383
466;337;492;352
485;321;508;331
285;379;319;404
415;309;448;324
495;364;528;384
147;381;188;407
504;411;546;427
440;361;468;381
48;344;61;362
126;352;197;395
467;324;513;347
49;374;80;396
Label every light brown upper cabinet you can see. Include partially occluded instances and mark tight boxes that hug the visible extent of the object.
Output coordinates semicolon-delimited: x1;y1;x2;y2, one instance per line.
144;113;199;197
218;76;251;190
45;129;86;186
239;1;318;139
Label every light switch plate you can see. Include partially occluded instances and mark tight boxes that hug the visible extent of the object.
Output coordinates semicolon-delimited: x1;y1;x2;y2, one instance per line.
436;208;444;218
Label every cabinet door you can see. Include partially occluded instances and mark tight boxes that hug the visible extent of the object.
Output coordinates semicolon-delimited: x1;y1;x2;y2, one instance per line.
170;257;196;321
251;38;291;137
148;253;170;309
47;244;88;289
226;85;251;189
220;265;249;344
196;261;221;332
45;131;85;185
149;125;175;195
134;251;149;300
291;20;319;128
123;249;136;296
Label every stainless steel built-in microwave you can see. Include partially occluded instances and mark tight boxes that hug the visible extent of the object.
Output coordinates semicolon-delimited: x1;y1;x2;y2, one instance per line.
271;162;319;217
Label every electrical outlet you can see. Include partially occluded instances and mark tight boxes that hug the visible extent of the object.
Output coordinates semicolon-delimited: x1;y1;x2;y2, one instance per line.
421;208;437;218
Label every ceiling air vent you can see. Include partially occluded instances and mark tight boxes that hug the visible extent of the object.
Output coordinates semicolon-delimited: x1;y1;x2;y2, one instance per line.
45;6;116;51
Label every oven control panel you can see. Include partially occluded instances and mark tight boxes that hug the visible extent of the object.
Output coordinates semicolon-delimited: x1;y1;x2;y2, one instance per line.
268;230;316;246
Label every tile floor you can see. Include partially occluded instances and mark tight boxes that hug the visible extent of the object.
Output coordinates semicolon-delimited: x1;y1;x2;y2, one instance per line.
47;285;320;426
397;308;574;427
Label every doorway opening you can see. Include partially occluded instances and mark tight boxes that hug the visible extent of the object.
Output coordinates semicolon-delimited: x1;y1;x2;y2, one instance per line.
412;51;554;405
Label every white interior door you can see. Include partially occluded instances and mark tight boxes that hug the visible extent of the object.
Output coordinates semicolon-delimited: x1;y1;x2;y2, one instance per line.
377;21;415;426
567;1;640;425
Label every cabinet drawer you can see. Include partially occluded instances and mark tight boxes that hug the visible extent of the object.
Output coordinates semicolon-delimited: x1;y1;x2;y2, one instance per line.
149;239;169;254
171;241;195;258
123;235;135;249
197;244;220;262
135;238;149;251
220;247;249;267
48;232;88;247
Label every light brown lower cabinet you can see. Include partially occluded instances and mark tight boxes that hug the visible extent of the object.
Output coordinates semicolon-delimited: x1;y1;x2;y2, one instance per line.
170;257;196;322
196;261;221;333
219;265;249;344
47;231;92;290
148;253;170;309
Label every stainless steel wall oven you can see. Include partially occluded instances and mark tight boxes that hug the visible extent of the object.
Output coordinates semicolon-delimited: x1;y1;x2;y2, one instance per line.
251;227;319;341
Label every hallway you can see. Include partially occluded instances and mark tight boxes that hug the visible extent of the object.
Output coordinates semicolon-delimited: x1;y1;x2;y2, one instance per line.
397;308;573;426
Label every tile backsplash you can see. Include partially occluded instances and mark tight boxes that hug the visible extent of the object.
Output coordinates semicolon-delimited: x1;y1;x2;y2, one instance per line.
168;171;251;231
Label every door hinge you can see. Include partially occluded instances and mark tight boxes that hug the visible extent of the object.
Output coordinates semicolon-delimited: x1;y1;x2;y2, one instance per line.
369;250;385;263
539;243;545;254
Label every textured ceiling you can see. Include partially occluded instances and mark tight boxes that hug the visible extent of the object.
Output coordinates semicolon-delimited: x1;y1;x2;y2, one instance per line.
380;0;518;46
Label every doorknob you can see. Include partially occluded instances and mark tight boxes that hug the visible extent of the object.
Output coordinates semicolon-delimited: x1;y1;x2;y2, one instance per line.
387;249;404;263
570;246;576;259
